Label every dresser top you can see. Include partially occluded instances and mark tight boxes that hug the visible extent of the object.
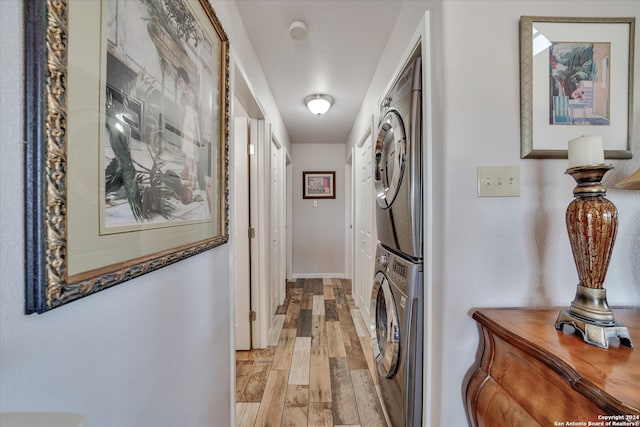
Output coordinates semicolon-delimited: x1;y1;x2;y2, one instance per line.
471;307;640;414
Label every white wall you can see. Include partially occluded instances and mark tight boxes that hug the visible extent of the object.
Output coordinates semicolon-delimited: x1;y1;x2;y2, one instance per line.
348;1;640;426
0;1;231;425
441;2;639;425
291;144;346;277
212;1;291;155
0;0;287;426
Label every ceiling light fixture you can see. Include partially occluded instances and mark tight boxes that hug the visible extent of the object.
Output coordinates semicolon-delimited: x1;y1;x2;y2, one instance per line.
304;94;333;116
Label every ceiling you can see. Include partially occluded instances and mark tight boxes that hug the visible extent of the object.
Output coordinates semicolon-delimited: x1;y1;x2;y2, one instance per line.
235;0;403;145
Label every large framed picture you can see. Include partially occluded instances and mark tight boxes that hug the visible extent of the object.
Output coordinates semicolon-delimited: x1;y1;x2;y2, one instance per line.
303;171;336;199
519;16;635;159
25;0;230;313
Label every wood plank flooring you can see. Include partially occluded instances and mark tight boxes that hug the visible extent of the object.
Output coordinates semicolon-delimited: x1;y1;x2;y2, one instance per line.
236;278;389;427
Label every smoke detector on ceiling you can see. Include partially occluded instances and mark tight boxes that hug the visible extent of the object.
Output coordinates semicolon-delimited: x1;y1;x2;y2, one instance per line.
288;21;308;41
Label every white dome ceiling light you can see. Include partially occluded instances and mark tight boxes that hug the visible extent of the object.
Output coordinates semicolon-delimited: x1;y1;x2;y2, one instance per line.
288;20;308;41
304;94;334;116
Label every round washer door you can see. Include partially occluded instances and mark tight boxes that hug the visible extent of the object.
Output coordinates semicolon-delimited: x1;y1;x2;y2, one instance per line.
374;109;406;209
370;271;400;378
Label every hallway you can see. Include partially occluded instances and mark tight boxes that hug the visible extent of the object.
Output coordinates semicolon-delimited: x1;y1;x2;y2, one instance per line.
235;278;388;427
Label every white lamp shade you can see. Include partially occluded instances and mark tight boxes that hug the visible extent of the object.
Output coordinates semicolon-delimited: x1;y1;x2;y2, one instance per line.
305;94;333;116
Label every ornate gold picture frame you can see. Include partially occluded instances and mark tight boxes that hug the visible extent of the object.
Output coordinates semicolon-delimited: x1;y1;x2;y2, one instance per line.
25;0;230;313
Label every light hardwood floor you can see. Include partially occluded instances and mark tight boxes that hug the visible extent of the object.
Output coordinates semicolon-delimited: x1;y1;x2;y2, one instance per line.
235;278;389;427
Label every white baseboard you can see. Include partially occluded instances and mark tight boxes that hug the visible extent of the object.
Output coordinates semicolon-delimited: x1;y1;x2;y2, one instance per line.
290;273;346;279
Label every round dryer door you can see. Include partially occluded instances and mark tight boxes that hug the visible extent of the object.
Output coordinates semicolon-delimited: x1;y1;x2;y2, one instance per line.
370;271;400;378
374;109;406;209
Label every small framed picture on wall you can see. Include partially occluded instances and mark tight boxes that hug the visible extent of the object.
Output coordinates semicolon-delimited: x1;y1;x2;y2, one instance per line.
303;171;336;199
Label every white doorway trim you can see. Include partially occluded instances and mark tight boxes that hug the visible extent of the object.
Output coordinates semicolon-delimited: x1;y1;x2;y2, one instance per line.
233;116;251;350
344;154;353;282
286;152;293;282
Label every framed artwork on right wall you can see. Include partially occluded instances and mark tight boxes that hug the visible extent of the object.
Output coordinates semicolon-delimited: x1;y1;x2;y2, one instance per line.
519;16;635;159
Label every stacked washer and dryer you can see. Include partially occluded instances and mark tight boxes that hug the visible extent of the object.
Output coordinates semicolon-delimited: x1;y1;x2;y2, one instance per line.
370;45;424;427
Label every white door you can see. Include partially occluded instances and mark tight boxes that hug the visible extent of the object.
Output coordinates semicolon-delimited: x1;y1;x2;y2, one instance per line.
345;161;353;281
249;118;269;349
270;138;282;316
234;117;251;350
354;128;375;313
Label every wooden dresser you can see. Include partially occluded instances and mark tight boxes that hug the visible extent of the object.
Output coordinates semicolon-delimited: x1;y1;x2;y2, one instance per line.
465;308;639;427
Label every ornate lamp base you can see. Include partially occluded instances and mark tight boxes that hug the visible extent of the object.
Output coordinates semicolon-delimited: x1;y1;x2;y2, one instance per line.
555;310;633;349
558;164;634;350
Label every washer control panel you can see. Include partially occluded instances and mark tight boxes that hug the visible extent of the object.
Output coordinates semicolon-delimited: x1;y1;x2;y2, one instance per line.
376;247;410;288
391;259;408;279
388;257;409;287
